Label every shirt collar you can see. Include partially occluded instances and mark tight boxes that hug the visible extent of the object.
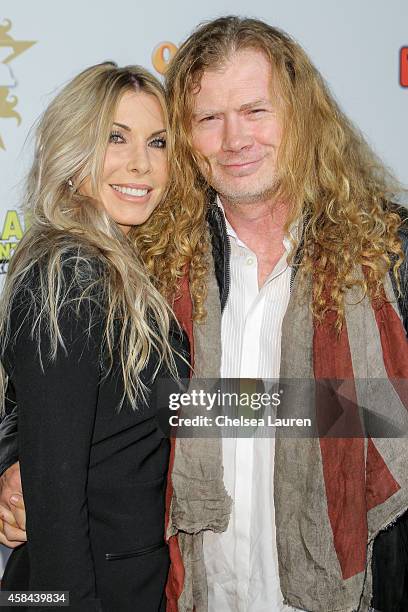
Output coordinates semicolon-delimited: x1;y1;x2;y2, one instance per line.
216;195;299;253
216;195;242;244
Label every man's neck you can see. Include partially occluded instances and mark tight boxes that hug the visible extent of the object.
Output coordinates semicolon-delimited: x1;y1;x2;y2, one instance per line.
220;196;289;288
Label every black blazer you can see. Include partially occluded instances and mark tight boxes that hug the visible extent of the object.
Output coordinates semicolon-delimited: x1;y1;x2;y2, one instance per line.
1;256;189;612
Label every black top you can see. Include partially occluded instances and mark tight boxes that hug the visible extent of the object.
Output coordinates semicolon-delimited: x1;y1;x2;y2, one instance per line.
1;254;189;611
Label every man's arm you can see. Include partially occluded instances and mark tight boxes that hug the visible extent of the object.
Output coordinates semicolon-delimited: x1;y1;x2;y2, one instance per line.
0;404;26;547
0;404;18;476
0;461;26;547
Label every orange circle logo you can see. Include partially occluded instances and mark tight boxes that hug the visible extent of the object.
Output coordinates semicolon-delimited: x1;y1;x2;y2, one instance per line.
152;41;178;75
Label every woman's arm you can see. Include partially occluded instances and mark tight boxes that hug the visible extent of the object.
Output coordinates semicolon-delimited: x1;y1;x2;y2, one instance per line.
6;270;105;612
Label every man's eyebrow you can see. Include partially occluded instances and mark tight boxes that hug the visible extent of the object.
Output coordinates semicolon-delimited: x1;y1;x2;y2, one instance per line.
239;99;272;111
193;99;272;118
192;109;218;118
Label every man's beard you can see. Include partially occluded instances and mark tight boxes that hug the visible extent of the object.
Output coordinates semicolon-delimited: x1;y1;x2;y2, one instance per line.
198;154;280;206
209;171;279;206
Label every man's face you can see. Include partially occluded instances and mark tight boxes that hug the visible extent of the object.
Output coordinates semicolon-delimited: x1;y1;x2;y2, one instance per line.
191;49;282;205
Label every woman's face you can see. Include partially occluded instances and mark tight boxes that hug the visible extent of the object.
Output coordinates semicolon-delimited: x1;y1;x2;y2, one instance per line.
82;90;168;233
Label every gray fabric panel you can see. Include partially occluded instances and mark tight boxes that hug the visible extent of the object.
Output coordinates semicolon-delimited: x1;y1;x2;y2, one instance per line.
275;439;364;612
178;532;208;612
280;273;314;379
190;247;222;380
345;275;408;437
170;250;231;535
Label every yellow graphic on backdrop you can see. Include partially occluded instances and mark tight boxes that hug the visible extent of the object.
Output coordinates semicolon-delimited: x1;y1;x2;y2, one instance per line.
0;210;25;274
152;42;178;75
0;19;36;150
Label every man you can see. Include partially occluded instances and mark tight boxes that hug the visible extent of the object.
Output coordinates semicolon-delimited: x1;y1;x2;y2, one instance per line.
1;15;408;612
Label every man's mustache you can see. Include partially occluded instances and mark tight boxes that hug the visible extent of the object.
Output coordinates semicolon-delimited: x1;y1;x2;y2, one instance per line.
215;155;266;166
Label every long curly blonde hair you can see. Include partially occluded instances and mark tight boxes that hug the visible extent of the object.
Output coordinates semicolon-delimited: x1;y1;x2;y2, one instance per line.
166;15;405;325
0;62;198;409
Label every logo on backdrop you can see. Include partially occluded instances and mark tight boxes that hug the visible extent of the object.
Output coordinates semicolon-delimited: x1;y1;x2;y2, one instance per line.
400;47;408;87
152;41;178;75
0;210;26;275
0;19;36;150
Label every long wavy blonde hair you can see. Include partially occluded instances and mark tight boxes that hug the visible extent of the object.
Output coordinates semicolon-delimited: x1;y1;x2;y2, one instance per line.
166;15;405;325
0;62;195;410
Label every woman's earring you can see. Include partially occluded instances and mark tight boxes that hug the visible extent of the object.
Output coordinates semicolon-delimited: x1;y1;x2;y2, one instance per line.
67;178;75;191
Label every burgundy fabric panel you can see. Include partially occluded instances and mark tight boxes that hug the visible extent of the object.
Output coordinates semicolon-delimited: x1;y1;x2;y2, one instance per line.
366;437;400;512
372;298;408;378
165;437;185;612
314;311;368;579
173;270;194;366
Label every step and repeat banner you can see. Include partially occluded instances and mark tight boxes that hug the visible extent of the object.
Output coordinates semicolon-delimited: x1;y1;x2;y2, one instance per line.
0;0;407;568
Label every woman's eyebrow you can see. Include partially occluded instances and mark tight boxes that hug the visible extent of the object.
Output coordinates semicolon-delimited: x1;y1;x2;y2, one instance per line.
113;124;166;138
150;129;166;137
113;121;131;131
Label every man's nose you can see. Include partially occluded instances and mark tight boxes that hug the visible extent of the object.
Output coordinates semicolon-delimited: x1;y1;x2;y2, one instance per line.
222;115;253;152
127;146;152;175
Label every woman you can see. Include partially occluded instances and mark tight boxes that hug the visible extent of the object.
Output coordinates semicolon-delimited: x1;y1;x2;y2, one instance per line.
0;62;203;611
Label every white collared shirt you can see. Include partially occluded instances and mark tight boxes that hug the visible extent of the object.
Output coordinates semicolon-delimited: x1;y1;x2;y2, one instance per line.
203;200;295;611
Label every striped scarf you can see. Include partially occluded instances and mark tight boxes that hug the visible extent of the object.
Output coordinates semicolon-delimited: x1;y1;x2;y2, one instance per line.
276;268;408;611
166;261;408;612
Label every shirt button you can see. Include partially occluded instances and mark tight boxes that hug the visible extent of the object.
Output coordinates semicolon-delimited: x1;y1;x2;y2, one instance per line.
246;257;254;266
